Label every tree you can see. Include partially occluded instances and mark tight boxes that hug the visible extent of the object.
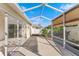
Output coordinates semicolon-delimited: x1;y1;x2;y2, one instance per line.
41;25;52;37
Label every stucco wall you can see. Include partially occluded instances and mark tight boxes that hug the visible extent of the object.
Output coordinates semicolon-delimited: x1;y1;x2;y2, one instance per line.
53;6;79;42
66;21;79;42
53;6;79;25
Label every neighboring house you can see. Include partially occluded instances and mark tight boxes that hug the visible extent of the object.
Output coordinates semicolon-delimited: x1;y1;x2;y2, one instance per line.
31;24;43;35
52;5;79;43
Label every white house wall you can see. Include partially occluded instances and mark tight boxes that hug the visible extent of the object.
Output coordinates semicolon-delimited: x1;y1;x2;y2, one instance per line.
66;21;79;42
31;27;41;35
0;4;32;45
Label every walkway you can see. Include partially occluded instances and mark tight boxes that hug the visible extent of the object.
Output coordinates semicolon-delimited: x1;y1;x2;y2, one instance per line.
7;36;78;56
8;36;61;56
22;36;61;56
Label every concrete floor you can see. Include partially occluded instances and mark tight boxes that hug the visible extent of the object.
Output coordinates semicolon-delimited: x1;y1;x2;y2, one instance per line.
1;36;78;56
6;36;60;56
7;36;61;56
36;36;61;56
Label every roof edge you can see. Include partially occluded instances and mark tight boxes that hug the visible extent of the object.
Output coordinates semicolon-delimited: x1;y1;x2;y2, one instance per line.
52;4;79;22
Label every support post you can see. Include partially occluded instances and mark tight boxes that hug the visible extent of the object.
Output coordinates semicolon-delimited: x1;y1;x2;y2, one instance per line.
24;23;26;39
4;14;8;56
51;22;53;40
22;23;25;39
63;13;66;49
17;20;19;46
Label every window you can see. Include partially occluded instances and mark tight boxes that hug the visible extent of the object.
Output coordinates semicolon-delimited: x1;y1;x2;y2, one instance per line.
8;24;17;38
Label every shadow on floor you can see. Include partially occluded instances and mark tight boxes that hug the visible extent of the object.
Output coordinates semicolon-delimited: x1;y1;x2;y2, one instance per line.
22;36;41;56
7;51;25;56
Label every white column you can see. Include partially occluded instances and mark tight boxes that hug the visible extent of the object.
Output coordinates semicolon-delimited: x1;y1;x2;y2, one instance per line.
17;20;19;46
24;23;26;39
51;22;53;40
63;13;66;49
4;14;8;56
30;26;32;36
25;24;27;39
51;22;52;40
22;23;25;39
17;20;19;39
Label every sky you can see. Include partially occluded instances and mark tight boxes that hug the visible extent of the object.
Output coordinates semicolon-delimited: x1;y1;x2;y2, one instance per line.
18;3;77;27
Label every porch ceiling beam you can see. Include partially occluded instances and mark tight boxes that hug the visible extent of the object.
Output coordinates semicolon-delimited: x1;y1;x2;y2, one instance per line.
40;4;45;17
41;16;51;21
22;4;43;12
45;4;64;13
30;16;40;20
